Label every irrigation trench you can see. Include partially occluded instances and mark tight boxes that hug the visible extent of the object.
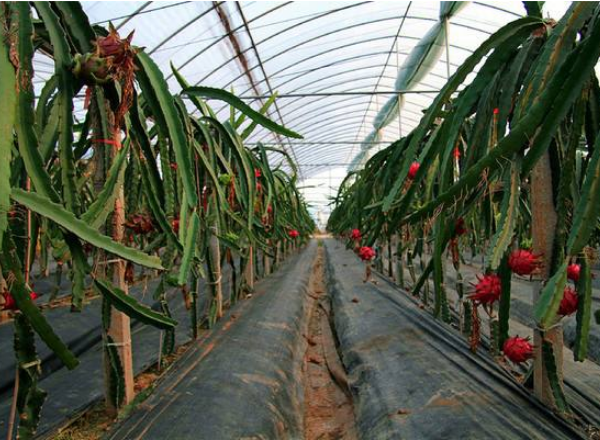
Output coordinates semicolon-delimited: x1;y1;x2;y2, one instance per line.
2;239;596;439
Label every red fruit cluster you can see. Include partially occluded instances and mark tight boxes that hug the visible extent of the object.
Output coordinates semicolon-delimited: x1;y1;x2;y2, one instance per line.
359;246;376;261
508;249;541;276
408;162;420;180
172;217;180;235
454;218;467;237
503;336;534;363
124;214;154;234
453;147;461;159
267;204;273;214
2;291;38;311
350;229;362;241
254;168;262;178
288;229;299;239
469;274;501;305
567;264;580;283
558;286;578;316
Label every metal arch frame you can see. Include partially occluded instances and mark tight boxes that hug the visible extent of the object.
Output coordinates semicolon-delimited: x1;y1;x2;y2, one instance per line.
209;50;454;120
348;2;412;164
266;100;421;137
249;83;430;144
148;2;221;54
295;144;366;160
206;13;490;92
271;106;422;141
287;112;388;140
264;73;438;123
166;2;292;80
236;3;303;179
195;1;372;85
291;118;380;144
211;43;463;117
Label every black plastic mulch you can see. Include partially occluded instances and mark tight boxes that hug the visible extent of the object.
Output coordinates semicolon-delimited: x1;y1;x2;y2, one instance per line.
324;239;585;440
0;268;234;438
106;242;316;440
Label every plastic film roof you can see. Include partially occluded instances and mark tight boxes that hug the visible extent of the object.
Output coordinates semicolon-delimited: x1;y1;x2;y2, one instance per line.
56;1;572;225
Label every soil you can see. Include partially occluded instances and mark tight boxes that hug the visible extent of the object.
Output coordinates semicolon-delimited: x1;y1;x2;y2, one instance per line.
303;243;358;440
52;342;193;440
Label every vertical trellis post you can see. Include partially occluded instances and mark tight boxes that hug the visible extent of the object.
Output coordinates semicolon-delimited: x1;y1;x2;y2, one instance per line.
106;134;135;408
531;151;562;407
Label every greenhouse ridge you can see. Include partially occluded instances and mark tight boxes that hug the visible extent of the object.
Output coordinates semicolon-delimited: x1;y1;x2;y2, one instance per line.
2;1;600;439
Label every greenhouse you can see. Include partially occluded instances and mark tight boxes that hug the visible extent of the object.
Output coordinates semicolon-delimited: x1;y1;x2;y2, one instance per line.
1;1;600;439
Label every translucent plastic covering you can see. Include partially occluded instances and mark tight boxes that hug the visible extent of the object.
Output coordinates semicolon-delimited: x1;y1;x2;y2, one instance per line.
37;1;572;226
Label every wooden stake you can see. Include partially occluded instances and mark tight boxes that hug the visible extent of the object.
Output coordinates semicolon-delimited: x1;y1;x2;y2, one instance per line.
531;151;562;407
107;184;135;406
263;241;271;275
244;246;254;291
209;220;223;319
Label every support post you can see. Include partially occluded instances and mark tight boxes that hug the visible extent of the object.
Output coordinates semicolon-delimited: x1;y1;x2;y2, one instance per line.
531;151;562;407
107;172;135;407
244;245;254;291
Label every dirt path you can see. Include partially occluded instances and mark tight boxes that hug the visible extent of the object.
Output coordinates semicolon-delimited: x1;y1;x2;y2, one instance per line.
304;244;358;440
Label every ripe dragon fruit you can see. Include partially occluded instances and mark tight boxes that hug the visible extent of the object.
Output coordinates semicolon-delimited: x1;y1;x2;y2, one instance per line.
350;229;361;241
288;229;299;239
503;336;534;363
171;217;180;235
469;274;501;305
2;290;38;311
359;246;376;261
454;217;467;236
567;264;581;283
508;249;542;276
408;162;420;180
558;287;578;316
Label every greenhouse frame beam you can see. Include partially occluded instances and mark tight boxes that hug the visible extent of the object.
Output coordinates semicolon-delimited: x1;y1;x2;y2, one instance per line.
350;2;412;164
210;12;497;92
148;2;221;54
235;2;303;179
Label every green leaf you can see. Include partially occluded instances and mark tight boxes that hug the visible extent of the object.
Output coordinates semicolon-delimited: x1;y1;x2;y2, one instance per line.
0;236;79;370
0;29;16;248
573;255;592;361
178;211;199;285
541;339;569;413
184;86;303;139
94;279;177;330
487;159;520;270
534;260;568;327
12;2;61;203
35;2;79;214
136;51;198;209
566;133;600;255
11;189;164;270
81;141;130;229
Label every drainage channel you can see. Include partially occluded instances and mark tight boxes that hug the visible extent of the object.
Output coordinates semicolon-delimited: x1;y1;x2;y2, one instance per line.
303;244;358;440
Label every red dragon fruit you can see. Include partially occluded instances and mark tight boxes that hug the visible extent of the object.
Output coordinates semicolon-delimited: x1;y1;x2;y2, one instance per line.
2;290;38;311
408;162;420;180
454;217;467;236
469;274;501;305
359;246;376;261
503;336;534;363
350;229;362;241
567;264;581;283
288;229;299;239
558;287;578;316
171;217;180;235
508;249;542;276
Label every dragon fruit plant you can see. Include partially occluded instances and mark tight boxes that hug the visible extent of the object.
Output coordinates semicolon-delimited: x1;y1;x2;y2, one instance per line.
328;3;600;410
